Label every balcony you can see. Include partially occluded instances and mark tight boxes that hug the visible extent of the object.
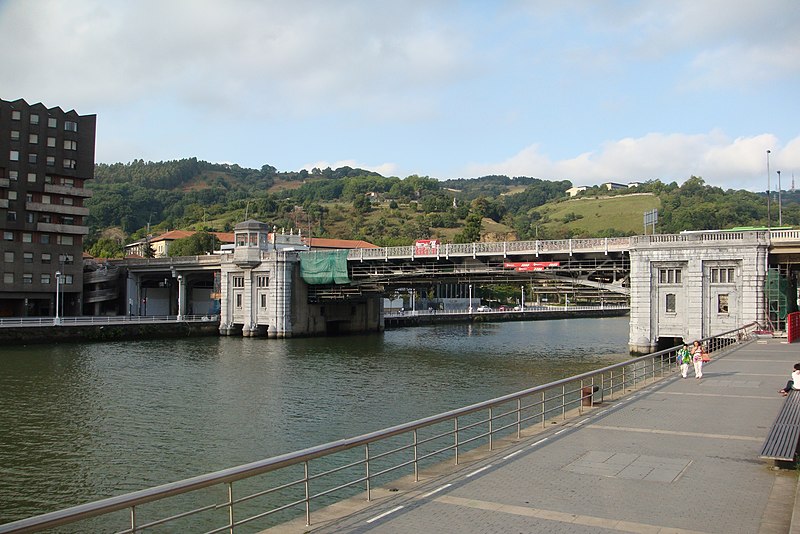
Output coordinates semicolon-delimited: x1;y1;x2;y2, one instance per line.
44;183;93;198
26;202;90;217
36;222;89;235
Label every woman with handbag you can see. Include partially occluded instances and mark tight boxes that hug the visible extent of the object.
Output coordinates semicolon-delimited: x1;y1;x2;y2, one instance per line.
691;340;704;379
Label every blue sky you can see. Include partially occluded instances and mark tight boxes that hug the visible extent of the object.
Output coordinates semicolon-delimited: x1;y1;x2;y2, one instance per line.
2;0;798;191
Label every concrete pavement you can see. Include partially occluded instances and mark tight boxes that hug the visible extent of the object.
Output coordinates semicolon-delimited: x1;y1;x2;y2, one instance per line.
272;337;800;534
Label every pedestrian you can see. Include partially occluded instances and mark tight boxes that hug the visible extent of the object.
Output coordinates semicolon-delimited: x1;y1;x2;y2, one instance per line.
691;340;704;379
778;363;800;396
676;343;692;378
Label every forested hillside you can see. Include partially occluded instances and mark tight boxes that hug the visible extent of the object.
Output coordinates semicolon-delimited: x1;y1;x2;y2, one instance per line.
86;158;800;258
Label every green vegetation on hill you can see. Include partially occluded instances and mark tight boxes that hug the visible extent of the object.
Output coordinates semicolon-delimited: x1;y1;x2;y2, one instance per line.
85;159;800;257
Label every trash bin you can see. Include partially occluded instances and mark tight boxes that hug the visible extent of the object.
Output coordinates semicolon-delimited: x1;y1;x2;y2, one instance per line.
581;385;601;406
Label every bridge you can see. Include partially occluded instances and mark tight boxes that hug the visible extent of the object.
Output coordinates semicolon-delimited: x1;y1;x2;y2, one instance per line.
109;221;800;352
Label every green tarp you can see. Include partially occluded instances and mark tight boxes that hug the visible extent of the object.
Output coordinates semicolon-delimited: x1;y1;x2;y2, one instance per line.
299;250;351;285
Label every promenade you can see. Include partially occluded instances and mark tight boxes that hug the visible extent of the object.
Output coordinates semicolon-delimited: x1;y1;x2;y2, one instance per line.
275;337;800;534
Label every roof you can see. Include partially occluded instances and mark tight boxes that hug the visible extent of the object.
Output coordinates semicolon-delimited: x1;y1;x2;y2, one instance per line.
304;237;379;249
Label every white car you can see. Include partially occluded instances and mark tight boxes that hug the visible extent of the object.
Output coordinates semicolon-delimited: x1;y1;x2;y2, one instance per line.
476;305;492;312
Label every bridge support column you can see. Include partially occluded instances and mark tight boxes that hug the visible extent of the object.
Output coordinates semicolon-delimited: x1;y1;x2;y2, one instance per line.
268;253;293;338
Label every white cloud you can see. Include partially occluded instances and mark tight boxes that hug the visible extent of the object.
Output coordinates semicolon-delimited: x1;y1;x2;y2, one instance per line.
463;131;799;192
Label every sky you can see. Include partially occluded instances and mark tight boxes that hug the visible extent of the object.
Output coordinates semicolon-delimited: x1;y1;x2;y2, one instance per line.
1;0;798;192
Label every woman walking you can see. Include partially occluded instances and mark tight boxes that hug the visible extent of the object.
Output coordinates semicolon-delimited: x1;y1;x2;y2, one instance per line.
691;340;704;379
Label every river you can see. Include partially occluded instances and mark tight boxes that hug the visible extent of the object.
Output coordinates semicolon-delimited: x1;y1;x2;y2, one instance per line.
0;316;630;526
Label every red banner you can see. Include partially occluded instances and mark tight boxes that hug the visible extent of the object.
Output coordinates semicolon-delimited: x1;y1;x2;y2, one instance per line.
503;261;560;272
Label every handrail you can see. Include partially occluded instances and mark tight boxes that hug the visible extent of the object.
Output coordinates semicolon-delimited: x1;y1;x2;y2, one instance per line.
0;322;758;534
0;315;220;327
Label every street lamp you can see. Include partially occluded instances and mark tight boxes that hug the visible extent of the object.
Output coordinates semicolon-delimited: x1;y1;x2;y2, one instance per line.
521;285;525;311
468;284;473;313
766;150;771;229
54;271;62;325
777;170;782;226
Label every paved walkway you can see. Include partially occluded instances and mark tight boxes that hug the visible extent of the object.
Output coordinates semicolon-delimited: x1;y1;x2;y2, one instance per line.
279;337;800;534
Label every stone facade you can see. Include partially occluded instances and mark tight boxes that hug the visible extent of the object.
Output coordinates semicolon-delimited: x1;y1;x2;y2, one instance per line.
628;232;768;353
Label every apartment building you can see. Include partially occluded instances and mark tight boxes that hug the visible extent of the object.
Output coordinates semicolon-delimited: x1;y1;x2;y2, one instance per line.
0;98;96;317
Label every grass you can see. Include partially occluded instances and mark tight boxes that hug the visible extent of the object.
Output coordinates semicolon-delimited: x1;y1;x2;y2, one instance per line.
535;193;660;236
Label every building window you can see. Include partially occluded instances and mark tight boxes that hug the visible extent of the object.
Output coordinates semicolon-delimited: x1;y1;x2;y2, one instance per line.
4;251;13;262
48;117;57;128
8;171;17;181
10;130;20;141
6;211;16;222
10;150;19;161
60;253;74;265
63;159;76;169
23;252;32;264
710;267;736;284
62;216;74;226
718;294;729;314
8;191;16;201
3;231;13;241
40;214;51;223
257;275;268;287
63;177;74;186
29;133;38;144
260;293;267;308
659;268;682;284
41;253;51;264
30;114;39;125
63;139;77;150
64;121;78;132
27;173;36;183
665;293;676;313
28;153;37;164
235;293;243;308
47;136;56;147
42;195;50;204
11;110;20;120
26;213;34;223
41;273;51;284
64;274;73;285
23;273;32;284
58;235;73;245
62;197;74;206
233;276;245;288
3;273;13;284
22;233;32;243
46;156;55;166
40;234;50;244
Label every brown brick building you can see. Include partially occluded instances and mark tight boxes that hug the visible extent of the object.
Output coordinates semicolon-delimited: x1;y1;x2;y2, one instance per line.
0;98;96;317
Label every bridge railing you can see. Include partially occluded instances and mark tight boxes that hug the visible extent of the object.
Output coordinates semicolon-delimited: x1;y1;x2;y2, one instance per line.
347;236;632;261
0;315;220;327
0;322;759;534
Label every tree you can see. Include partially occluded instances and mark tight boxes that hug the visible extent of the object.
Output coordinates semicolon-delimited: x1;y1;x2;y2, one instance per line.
88;238;125;259
168;232;220;256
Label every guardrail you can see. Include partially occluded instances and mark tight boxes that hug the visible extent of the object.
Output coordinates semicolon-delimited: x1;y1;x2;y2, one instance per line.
0;315;220;328
384;304;630;317
0;322;758;534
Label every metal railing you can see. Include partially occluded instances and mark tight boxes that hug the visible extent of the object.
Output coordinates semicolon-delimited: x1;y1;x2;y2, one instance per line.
0;322;758;534
0;315;220;328
384;304;630;317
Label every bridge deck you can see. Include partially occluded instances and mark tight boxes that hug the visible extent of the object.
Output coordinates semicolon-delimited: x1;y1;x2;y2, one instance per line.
270;337;799;534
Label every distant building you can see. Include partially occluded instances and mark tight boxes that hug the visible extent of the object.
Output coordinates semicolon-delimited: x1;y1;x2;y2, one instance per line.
125;229;235;257
602;182;627;191
566;186;588;197
0;98;96;317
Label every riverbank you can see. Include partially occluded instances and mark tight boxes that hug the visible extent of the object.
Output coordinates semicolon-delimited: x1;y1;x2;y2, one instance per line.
0;320;219;345
384;306;629;328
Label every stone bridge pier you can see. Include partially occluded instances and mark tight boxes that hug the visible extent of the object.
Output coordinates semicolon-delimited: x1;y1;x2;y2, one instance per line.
628;232;769;353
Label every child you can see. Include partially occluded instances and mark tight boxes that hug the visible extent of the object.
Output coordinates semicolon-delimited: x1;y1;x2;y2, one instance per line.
676;343;692;378
778;363;800;396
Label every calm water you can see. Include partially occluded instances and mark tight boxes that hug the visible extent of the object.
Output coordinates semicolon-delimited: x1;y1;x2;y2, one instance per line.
0;317;629;525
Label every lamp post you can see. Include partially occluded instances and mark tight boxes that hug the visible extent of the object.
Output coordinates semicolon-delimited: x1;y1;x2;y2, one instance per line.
777;170;782;226
521;285;525;311
766;150;772;229
468;284;473;313
54;271;62;325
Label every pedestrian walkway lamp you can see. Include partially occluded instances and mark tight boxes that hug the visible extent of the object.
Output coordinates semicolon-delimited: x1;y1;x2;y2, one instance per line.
521;285;525;310
54;271;62;325
777;170;782;226
766;150;771;229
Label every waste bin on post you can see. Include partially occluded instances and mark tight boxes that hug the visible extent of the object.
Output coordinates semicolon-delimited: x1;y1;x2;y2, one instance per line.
581;385;601;406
